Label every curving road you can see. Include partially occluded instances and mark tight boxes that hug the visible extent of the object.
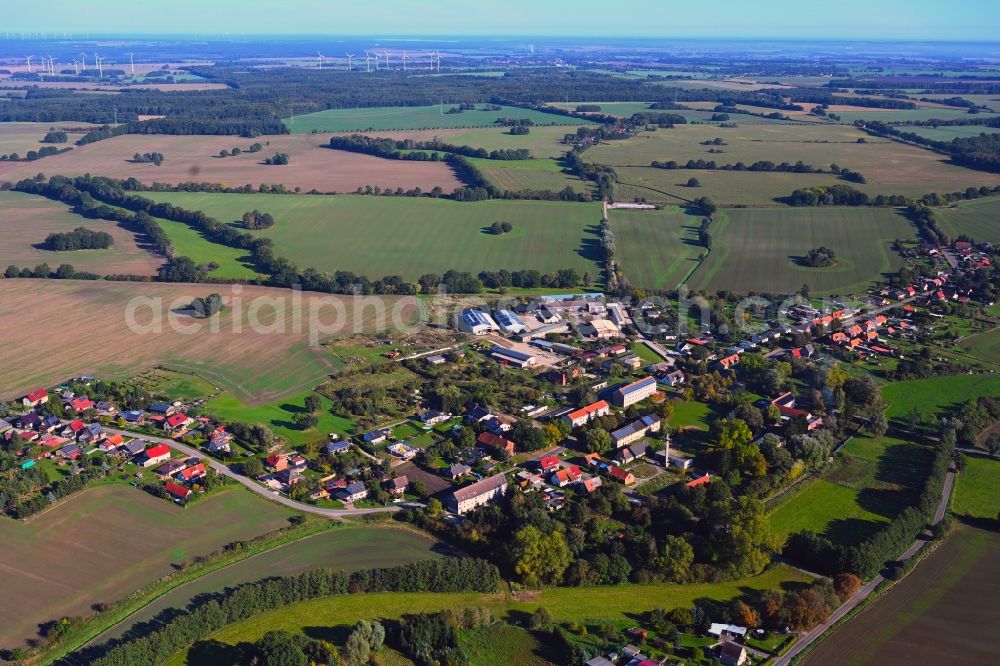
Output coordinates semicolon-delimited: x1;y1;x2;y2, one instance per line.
104;426;406;518
775;470;955;666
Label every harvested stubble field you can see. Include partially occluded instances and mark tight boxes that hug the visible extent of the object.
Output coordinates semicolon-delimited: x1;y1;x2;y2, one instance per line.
803;526;1000;666
283;104;589;133
0;485;295;650
591;123;1000;204
0;279;417;403
0;191;163;275
936;196;1000;243
0;133;463;193
688;207;914;295
92;526;444;645
143;192;604;280
608;206;705;289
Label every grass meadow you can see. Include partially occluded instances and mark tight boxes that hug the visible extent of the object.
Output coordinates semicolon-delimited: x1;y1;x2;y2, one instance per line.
610;206;706;290
0;485;294;650
168;564;811;665
936;196;1000;243
283;104;590;133
688;207;913;295
952;456;1000;520
882;374;1000;421
204;391;356;445
145;192;604;280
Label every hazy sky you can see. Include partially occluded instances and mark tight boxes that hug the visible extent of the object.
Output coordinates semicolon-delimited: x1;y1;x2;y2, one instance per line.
4;0;999;41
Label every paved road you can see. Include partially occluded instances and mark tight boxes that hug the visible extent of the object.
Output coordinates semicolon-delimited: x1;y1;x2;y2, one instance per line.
775;470;955;666
104;427;405;518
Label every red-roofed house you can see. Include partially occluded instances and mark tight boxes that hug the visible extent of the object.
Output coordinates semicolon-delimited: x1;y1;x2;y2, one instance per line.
538;455;561;473
265;454;288;472
140;444;171;467
563;400;610;427
163;413;192;433
63;419;86;437
477;431;516;455
608;465;636;485
550;465;582;487
686;473;711;488
99;433;125;452
22;388;48;407
66;396;94;412
165;481;192;501
178;463;207;483
716;353;740;370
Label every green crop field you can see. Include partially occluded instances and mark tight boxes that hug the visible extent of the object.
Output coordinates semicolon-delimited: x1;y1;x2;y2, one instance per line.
688;207;913;295
906;125;1000;142
168;564;811;665
95;526;442;645
610;206;709;289
155;215;260;279
768;480;892;545
952;457;1000;520
936;197;1000;243
0;485;295;650
830;107;997;124
144;192;604;281
468;157;590;193
204;390;356;445
284;104;589;133
386;124;581;159
883;374;1000;421
959;328;1000;366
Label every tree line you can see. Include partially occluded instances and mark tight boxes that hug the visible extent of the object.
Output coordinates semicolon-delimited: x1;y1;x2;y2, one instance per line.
328;133;532;161
87;558;499;666
861;120;1000;172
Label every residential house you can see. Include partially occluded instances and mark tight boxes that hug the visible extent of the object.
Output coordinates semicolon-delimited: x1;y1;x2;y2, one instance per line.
615;441;650;465
323;440;351;455
564;400;610;427
18;412;41;430
715;354;741;371
550;465;582;487
582;476;603;493
419;410;451;426
362;429;389;445
154;460;189;479
278;467;304;488
0;418;12;433
164;481;192;501
465;405;494;424
22;388;49;408
611;414;661;448
66;396;94;412
56;443;82;460
265;453;288;472
39;433;67;448
121;409;145;424
718;642;748;666
339;481;368;502
448;472;508;515
387;442;418;460
207;427;233;454
612;376;658;408
607;465;636;485
477;431;515;456
662;369;685;386
447;462;472;480
77;422;104;445
163;412;192;433
95;401;116;416
178;462;207;483
38;415;61;433
122;439;146;457
99;433;125;452
538;455;561;473
147;402;176;417
385;475;409;498
709;624;748;639
139;443;171;468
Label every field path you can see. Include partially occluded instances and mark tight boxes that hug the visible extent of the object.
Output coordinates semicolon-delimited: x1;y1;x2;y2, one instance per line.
103;426;409;518
777;470;955;666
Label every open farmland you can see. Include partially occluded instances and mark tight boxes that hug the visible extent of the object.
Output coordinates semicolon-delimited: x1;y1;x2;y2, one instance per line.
609;206;705;289
349;124;580;158
936;196;1000;243
803;526;1000;666
688;207;914;295
590;123;1000;204
905;125;1000;142
0;279;419;403
469;157;590;193
828;106;998;124
93;526;443;645
883;374;1000;422
169;564;811;665
0;133;463;193
951;456;1000;520
0;121;99;155
0;191;163;276
283;104;589;132
0;485;295;651
143;192;604;280
768;480;891;545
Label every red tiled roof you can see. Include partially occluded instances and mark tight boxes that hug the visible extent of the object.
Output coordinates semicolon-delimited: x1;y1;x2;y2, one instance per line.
145;443;170;458
165;413;189;428
164;481;191;500
179;463;206;481
25;388;48;402
539;455;560;469
567;400;608;422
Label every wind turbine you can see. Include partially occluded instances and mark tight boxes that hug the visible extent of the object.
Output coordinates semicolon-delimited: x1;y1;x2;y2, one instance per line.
94;54;104;78
25;55;33;73
364;51;372;73
316;51;324;68
127;52;135;75
79;52;87;70
384;51;391;70
434;51;441;72
374;51;380;71
47;56;55;75
72;59;79;75
402;51;408;72
345;52;354;71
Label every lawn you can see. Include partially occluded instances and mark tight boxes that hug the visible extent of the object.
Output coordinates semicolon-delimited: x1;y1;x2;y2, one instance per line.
0;279;390;404
284;104;591;133
168;564;811;665
689;207;914;295
883;374;1000;421
768;479;893;545
952;456;1000;520
630;341;663;365
94;526;443;645
669;400;714;431
128;368;220;401
0;485;295;650
460;624;555;666
936;196;1000;244
204;391;356;445
610;206;707;289
0;191;162;276
143;192;604;281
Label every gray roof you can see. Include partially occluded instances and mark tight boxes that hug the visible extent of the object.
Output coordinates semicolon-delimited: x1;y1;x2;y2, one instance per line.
451;473;506;503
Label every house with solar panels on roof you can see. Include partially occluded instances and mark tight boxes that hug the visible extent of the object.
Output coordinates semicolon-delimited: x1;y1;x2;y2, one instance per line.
492;309;527;335
456;308;499;335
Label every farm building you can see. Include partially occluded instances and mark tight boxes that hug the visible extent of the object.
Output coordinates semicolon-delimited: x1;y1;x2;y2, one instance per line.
489;344;538;368
457;308;499;335
448;472;508;515
493;309;527;335
612;376;657;408
578;318;621;339
564;400;611;427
